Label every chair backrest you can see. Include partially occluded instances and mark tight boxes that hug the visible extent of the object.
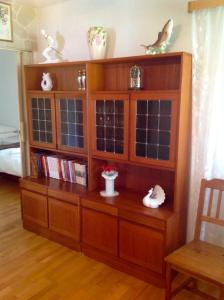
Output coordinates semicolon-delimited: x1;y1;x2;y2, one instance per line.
194;178;224;241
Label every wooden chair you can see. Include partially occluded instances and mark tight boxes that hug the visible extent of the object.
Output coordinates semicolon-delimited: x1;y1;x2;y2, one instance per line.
165;178;224;300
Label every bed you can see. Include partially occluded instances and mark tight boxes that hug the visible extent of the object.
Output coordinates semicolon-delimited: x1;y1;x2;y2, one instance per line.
0;124;22;177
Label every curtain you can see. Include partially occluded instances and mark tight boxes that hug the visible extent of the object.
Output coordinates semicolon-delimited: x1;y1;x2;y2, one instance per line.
187;7;224;244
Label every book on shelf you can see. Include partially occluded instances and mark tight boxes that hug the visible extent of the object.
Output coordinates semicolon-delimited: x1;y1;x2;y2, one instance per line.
30;152;87;186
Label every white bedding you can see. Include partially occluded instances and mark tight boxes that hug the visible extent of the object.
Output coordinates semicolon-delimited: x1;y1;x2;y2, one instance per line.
0;148;22;176
0;124;20;145
0;133;20;145
0;124;18;134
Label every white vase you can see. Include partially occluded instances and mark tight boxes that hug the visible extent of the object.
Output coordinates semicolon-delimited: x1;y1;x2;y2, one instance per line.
41;72;53;91
87;26;108;60
100;171;119;197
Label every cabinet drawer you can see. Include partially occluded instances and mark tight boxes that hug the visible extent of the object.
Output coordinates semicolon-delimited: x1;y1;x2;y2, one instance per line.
82;208;118;256
20;179;47;195
48;189;79;205
48;197;80;240
21;189;48;227
119;220;164;274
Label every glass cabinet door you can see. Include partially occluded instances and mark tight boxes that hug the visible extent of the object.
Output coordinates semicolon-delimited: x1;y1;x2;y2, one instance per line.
130;92;178;168
90;93;129;160
56;93;86;153
28;93;56;149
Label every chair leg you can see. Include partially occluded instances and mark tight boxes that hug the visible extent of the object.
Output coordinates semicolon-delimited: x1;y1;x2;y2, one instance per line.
220;285;224;300
165;263;172;300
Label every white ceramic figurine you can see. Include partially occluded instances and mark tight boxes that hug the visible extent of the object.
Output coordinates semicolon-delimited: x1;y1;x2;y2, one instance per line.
40;29;62;63
41;72;53;91
143;185;165;208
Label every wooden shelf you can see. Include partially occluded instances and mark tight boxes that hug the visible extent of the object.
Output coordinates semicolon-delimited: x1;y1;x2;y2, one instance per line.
30;146;88;159
90;89;180;94
27;90;86;94
91;155;176;171
82;189;174;222
24;52;190;68
22;176;87;195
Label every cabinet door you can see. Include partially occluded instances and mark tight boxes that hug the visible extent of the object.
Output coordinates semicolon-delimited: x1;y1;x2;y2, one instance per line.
90;93;129;160
27;93;56;149
48;197;80;240
82;208;118;256
119;220;164;274
21;189;48;227
130;92;178;168
56;93;87;153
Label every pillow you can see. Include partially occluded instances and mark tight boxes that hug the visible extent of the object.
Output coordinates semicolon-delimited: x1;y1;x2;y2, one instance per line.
0;124;19;134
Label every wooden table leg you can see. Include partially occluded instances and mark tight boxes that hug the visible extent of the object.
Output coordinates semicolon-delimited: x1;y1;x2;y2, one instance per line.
165;263;172;300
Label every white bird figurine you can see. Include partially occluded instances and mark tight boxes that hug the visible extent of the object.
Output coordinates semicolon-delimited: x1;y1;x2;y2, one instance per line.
143;185;166;208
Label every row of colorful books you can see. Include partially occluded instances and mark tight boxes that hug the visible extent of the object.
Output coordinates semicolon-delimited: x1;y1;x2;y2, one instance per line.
31;152;87;186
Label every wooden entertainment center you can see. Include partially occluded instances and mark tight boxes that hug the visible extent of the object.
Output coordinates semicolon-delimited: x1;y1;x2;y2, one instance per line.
20;52;192;287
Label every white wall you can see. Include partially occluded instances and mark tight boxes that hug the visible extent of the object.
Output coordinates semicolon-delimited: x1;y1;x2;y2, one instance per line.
34;0;191;63
0;50;19;128
0;2;37;52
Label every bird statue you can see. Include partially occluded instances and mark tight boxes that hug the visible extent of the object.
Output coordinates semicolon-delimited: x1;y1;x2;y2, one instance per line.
141;19;173;55
142;185;166;208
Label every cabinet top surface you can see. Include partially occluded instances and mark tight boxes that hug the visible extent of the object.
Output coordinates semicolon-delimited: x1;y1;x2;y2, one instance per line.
21;177;174;222
24;52;191;68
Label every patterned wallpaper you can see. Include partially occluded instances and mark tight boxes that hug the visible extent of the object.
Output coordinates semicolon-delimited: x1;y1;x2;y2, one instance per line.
0;2;37;51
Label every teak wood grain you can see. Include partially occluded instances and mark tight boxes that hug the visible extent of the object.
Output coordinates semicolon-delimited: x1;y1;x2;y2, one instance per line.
119;219;165;274
22;52;192;287
82;207;118;256
48;197;80;240
21;189;48;228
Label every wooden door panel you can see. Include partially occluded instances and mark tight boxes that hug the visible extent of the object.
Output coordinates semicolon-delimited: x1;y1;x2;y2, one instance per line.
82;208;118;256
21;189;48;227
48;197;80;240
90;93;129;160
55;93;87;154
130;92;178;169
27;93;56;149
119;220;164;273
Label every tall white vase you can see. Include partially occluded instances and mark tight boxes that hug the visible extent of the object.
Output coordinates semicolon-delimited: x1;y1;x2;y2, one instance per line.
100;171;119;197
87;26;108;60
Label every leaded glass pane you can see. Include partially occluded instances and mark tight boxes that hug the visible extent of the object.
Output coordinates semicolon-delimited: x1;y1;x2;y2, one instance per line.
59;98;84;149
96;99;124;154
31;97;53;144
135;99;172;160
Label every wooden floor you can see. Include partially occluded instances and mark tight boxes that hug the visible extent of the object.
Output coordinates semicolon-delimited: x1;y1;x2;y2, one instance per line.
0;177;218;300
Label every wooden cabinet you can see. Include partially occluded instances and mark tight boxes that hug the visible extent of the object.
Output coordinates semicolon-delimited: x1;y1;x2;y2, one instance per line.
27;92;56;149
20;178;81;250
48;197;80;240
130;92;178;168
119;220;164;274
90;93;129;160
22;53;192;287
82;207;118;256
21;189;48;227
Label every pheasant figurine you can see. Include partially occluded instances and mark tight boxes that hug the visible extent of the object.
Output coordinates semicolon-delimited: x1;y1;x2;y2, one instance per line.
141;19;173;55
